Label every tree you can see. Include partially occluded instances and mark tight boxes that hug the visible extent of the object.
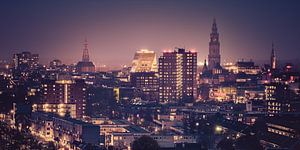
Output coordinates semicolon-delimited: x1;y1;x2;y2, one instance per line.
132;135;159;150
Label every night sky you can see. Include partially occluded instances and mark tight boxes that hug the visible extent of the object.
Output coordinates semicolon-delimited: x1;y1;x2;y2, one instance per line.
0;0;300;67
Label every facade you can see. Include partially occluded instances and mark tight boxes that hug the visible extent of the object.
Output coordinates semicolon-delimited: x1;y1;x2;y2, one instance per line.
13;51;39;70
39;77;87;118
113;87;135;103
76;39;95;73
110;133;197;150
130;49;157;73
30;112;100;149
96;119;197;150
130;72;159;101
266;116;300;139
235;61;260;75
208;18;221;70
32;103;77;118
265;83;291;114
223;61;260;75
267;123;298;138
209;86;237;102
159;48;197;103
130;49;159;101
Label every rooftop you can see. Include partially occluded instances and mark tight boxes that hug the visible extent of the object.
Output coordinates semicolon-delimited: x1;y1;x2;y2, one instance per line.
33;111;97;127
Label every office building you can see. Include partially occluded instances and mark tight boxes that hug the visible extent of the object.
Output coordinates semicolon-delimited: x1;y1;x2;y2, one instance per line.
159;48;197;103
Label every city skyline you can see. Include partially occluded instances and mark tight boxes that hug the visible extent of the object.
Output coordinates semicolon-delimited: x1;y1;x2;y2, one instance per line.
1;1;300;150
0;0;300;66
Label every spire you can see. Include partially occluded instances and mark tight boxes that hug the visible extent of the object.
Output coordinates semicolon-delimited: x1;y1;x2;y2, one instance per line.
82;38;90;62
208;17;221;70
271;42;276;70
210;18;219;41
212;17;218;33
271;42;275;56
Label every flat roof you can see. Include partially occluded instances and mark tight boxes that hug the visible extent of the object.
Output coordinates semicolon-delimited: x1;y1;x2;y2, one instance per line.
124;125;149;133
33;111;97;127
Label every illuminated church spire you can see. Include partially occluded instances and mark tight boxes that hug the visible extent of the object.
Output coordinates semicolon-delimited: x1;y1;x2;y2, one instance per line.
271;42;276;70
82;38;90;62
208;18;221;70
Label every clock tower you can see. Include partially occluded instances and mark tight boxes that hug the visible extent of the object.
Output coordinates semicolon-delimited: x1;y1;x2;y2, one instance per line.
208;18;221;70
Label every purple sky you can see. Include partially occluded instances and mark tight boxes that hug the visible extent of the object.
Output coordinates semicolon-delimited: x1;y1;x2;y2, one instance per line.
0;0;300;67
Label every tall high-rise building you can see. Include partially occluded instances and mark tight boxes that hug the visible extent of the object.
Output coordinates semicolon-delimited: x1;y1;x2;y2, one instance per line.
208;18;221;70
159;48;197;103
130;49;157;73
76;39;95;73
13;51;39;70
271;43;277;70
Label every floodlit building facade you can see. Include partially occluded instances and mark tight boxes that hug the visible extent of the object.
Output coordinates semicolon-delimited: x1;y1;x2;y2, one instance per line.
130;49;157;73
130;49;159;101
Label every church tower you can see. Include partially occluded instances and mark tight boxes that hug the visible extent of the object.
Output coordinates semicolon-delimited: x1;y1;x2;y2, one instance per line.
76;38;95;73
82;38;90;62
208;18;221;70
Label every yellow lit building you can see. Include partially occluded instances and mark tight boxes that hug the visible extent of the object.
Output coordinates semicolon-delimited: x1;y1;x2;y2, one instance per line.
32;103;77;118
209;86;237;102
130;49;157;73
38;77;87;118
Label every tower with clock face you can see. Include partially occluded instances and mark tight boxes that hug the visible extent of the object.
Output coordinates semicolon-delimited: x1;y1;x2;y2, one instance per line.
208;18;221;70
